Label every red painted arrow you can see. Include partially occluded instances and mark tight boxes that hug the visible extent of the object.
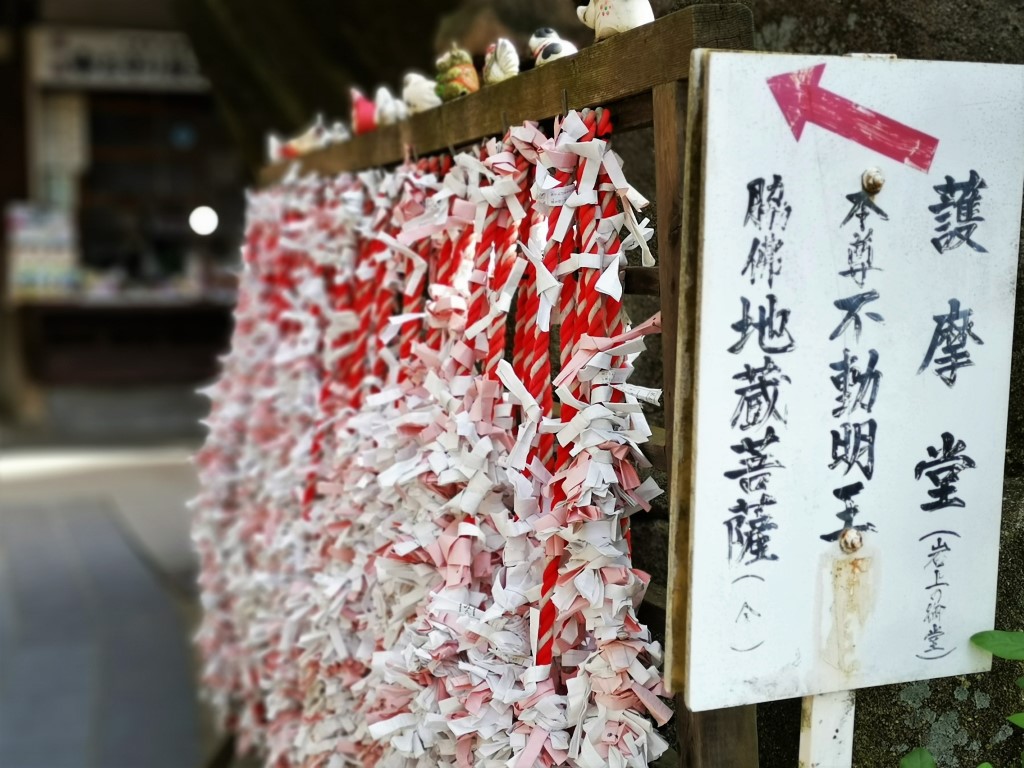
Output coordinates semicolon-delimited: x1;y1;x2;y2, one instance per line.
767;63;939;173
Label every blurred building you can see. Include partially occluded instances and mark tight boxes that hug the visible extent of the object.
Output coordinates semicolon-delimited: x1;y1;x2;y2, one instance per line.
0;0;595;444
0;0;243;444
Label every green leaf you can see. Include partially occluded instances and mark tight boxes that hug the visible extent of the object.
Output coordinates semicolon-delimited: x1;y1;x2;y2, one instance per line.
971;630;1024;660
1017;676;1024;690
978;763;994;768
901;748;937;768
1008;712;1024;729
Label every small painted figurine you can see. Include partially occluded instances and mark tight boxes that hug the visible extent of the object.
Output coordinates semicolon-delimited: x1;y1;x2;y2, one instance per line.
326;121;351;145
351;88;377;135
268;114;347;161
402;72;443;115
435;43;480;101
528;28;579;67
375;85;408;126
482;38;519;85
577;0;655;40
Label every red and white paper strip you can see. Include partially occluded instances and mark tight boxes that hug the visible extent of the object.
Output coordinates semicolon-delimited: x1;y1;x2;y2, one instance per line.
192;112;667;768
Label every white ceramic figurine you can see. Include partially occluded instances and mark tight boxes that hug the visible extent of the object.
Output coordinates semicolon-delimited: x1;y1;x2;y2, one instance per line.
482;38;519;85
325;121;351;145
375;85;408;126
577;0;654;41
528;28;578;67
402;72;443;115
268;114;331;161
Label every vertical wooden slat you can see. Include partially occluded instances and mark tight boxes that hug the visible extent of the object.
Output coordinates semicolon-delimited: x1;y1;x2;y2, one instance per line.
655;70;694;696
656;54;759;768
653;79;687;508
656;62;696;703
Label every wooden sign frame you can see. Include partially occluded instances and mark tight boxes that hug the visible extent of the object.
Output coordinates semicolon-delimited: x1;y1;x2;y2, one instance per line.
677;47;1024;768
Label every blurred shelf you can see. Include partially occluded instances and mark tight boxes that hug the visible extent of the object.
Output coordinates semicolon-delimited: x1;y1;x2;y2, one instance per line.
14;298;234;387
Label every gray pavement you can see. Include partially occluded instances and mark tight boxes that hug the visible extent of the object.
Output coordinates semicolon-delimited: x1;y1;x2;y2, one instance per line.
0;498;201;768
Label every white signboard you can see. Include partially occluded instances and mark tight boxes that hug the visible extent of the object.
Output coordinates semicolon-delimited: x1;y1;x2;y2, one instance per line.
686;51;1024;711
29;28;207;92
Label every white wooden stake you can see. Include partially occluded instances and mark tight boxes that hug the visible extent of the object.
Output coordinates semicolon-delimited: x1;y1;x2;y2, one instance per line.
799;690;856;768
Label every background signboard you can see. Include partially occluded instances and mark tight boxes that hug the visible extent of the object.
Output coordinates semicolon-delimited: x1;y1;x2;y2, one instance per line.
29;28;207;92
686;51;1024;712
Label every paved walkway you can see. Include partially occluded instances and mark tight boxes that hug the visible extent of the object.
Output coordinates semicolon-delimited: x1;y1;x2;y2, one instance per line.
0;449;199;592
0;493;201;768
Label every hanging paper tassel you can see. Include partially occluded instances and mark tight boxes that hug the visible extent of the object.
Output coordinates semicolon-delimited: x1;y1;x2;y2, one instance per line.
193;111;668;768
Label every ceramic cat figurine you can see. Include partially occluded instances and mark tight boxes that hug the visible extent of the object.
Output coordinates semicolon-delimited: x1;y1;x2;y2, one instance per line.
577;0;655;41
528;28;578;67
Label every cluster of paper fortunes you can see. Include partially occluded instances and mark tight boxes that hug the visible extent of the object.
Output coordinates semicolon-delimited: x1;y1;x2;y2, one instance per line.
192;109;672;768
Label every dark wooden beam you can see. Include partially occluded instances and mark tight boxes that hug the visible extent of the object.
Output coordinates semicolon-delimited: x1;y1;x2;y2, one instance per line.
174;0;463;174
215;0;350;122
173;0;300;170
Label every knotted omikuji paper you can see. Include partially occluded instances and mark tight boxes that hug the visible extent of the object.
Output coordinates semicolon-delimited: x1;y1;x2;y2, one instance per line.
192;109;669;768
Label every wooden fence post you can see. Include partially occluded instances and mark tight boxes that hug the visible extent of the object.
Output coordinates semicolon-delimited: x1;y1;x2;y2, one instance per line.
655;57;760;767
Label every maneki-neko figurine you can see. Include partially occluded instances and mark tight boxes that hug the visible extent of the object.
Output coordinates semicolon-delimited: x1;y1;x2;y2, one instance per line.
577;0;655;41
435;43;480;102
528;28;579;67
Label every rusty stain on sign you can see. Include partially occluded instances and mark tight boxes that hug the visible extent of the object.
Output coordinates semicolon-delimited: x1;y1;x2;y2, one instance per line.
817;552;876;680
